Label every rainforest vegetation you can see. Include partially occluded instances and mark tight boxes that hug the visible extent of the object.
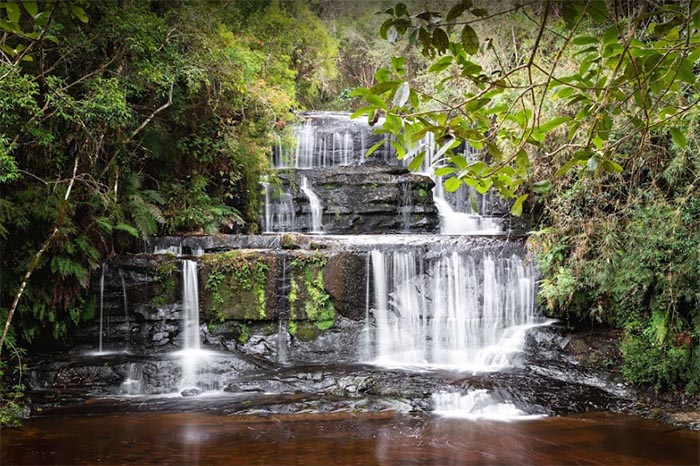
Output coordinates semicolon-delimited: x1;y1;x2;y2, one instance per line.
1;0;699;422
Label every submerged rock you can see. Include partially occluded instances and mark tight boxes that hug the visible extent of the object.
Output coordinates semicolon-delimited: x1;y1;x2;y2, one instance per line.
180;388;202;397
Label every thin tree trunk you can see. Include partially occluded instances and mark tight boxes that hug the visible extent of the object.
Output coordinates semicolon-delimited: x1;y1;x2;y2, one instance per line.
0;156;79;357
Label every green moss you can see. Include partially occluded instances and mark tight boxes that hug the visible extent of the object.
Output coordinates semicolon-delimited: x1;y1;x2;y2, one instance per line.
288;321;297;336
280;234;298;249
238;323;250;344
202;251;269;321
288;255;335;332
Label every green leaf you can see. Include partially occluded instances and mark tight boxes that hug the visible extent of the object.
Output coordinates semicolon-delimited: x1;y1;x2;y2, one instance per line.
556;159;579;176
0;44;16;57
365;94;387;110
461;25;479;55
0;19;20;33
391;140;406;160
408;152;425;171
460;60;482;76
395;2;408;17
5;2;20;23
444;176;462;192
602;25;618;45
515;149;529;175
365;140;385;158
510;194;528;216
115;223;140;238
374;67;392;83
475;178;492;194
391;56;406;73
432;28;449;53
572;35;598;46
429;55;453;73
23;1;38;17
588;0;609;23
602;160;623;173
446;1;471;22
531;180;552;194
538;116;572;133
349;87;370;97
669;128;687;148
350;106;374;120
434;166;456;176
471;8;488;17
95;217;113;233
380;19;393;40
70;5;89;23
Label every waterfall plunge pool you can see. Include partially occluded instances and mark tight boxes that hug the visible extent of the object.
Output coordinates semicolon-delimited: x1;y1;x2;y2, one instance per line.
3;411;698;465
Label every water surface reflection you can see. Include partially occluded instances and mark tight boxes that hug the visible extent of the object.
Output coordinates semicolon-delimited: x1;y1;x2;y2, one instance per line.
2;411;698;465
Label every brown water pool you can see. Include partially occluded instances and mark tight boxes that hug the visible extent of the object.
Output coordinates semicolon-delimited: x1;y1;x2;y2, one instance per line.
2;411;698;465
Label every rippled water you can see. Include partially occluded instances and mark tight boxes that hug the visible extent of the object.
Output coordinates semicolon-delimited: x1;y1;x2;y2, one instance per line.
2;411;698;465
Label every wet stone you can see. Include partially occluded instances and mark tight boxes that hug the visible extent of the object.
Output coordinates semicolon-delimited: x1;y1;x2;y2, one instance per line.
181;388;202;397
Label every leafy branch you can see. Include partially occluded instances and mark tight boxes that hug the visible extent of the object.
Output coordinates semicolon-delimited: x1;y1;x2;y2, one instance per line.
351;0;700;215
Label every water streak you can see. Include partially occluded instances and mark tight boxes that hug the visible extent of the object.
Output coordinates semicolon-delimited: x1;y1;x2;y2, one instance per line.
301;176;323;233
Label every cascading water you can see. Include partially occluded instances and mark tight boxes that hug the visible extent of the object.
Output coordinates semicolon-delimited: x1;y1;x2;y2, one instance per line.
274;112;382;168
301;176;323;233
179;259;206;390
432;390;544;421
399;182;413;232
368;248;541;371
262;179;297;233
119;363;143;396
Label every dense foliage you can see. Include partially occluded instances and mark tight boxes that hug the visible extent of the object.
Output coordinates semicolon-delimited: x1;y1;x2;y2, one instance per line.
351;0;700;393
0;0;338;351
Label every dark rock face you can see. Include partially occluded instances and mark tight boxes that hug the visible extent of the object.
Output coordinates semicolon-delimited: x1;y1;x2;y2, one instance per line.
264;165;439;234
324;252;368;320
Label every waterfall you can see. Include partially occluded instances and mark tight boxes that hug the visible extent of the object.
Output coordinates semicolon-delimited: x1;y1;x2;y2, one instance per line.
301;176;323;233
261;180;297;233
119;363;143;396
179;260;203;390
432;390;544;421
369;248;541;371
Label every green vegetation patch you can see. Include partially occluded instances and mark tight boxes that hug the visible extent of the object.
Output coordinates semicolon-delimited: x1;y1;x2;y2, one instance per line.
202;251;270;322
150;259;178;307
288;255;335;332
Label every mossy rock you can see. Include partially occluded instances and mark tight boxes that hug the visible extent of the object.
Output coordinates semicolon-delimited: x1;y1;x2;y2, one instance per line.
199;251;275;321
289;321;324;341
147;257;180;307
288;255;335;330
